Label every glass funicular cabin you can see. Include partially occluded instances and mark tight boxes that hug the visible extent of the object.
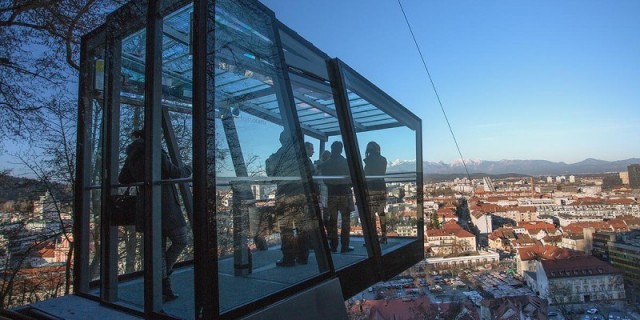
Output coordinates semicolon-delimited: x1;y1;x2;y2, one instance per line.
74;0;423;318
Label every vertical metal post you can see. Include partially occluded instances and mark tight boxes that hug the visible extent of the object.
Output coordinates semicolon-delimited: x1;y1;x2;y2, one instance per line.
416;123;424;251
74;34;92;294
192;0;217;317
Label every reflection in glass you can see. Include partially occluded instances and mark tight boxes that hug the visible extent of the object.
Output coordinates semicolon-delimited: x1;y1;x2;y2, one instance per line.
115;87;145;309
341;70;420;255
87;51;105;285
212;0;329;313
88;189;102;283
317;141;353;253
107;16;148;309
157;5;196;316
288;72;371;269
77;0;423;317
357;126;419;253
363;141;388;244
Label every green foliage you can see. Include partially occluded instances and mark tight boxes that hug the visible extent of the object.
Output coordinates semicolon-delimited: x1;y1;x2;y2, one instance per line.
429;213;441;229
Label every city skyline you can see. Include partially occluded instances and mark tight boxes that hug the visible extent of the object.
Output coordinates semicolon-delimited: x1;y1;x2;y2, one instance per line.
260;0;640;164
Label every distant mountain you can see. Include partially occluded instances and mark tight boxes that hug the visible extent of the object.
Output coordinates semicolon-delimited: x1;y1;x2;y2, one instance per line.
387;158;640;176
0;173;70;204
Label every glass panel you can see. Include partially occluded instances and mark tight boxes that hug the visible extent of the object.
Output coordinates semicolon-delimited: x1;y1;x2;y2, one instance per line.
341;70;420;254
114;25;146;310
278;25;330;80
357;127;418;253
88;47;105;286
289;73;370;269
158;3;195;317
213;0;329;313
88;189;102;283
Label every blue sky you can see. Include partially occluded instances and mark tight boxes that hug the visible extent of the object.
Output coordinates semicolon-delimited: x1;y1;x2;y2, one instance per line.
2;1;638;175
260;0;640;163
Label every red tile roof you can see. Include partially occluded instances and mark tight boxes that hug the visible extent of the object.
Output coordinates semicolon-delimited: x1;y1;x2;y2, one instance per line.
541;255;621;279
512;235;540;247
518;221;557;236
355;297;479;320
571;197;605;205
562;222;612;235
481;295;548;320
427;223;474;239
487;196;510;202
518;245;583;261
471;203;501;213
453;229;475;238
489;227;517;240
426;229;450;237
606;198;636;205
442;220;462;230
611;215;640;228
437;207;456;215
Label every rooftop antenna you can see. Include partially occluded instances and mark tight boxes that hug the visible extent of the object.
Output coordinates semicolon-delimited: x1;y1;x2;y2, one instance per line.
397;0;471;182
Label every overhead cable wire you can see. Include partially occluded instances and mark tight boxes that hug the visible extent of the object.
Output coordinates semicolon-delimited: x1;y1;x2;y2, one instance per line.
397;0;471;181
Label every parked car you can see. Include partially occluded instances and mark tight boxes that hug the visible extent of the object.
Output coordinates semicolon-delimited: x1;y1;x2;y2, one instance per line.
587;308;598;314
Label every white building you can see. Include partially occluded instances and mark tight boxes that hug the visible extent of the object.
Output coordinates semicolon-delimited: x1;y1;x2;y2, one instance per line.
425;250;499;270
396;225;416;237
619;172;629;185
470;211;492;234
535;255;625;305
517;198;554;206
580;185;602;195
425;226;476;256
453;184;474;193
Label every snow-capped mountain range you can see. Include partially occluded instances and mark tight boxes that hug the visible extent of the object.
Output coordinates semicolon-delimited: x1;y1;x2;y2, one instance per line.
387;158;640;176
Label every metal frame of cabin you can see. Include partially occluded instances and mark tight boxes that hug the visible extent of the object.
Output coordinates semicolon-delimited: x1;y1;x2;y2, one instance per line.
75;0;424;318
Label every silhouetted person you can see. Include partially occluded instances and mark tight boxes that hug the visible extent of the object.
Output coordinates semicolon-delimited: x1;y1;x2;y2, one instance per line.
118;129;192;301
305;141;319;177
305;142;315;160
363;141;387;244
318;141;354;253
315;150;332;213
266;131;311;266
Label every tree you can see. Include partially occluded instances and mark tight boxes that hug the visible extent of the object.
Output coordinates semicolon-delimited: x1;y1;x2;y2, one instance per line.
429;212;441;229
548;281;577;320
0;0;126;309
0;0;126;143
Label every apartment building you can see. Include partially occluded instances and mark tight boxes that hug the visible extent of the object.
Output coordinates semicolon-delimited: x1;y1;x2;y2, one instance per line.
518;221;560;240
628;164;640;188
535;255;625;304
470;211;493;235
493;206;539;223
488;227;541;252
608;230;640;305
592;231;617;261
425;222;476;256
516;245;583;277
